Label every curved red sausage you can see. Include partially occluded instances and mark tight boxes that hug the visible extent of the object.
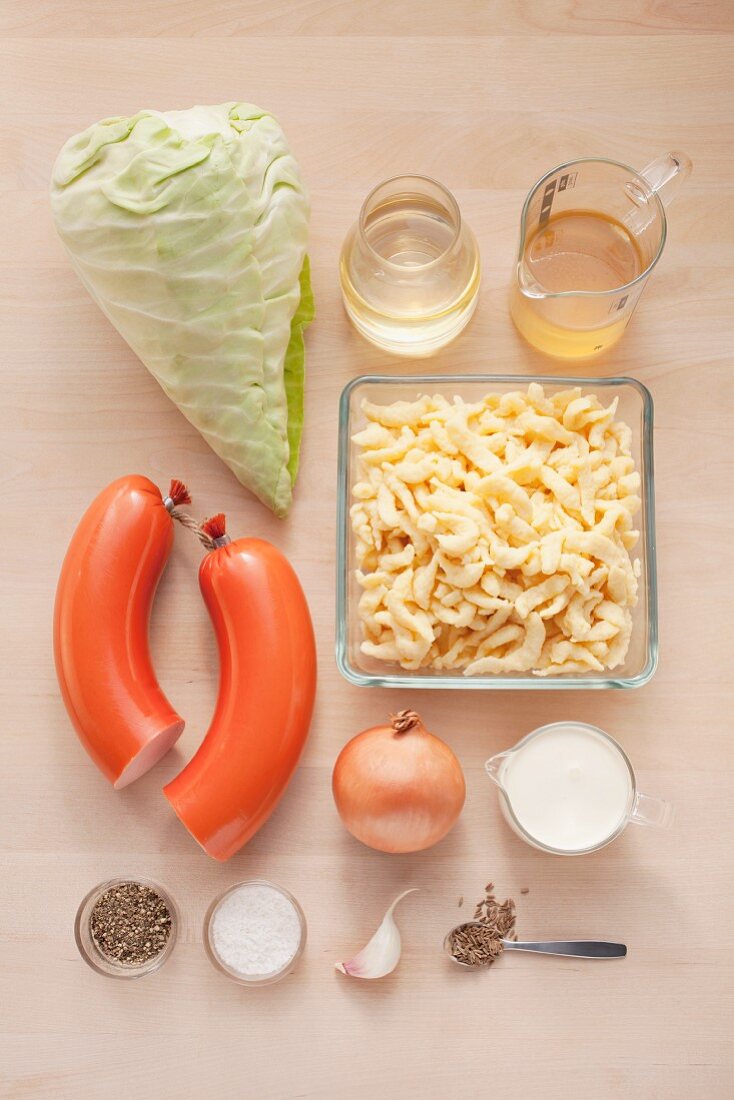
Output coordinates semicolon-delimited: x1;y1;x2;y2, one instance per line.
54;475;187;787
164;517;317;860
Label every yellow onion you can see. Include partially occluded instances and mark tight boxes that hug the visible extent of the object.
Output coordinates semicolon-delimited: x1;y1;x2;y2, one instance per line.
332;710;466;853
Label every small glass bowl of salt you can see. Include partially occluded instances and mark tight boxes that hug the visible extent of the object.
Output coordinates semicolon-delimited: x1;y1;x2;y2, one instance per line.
204;880;307;986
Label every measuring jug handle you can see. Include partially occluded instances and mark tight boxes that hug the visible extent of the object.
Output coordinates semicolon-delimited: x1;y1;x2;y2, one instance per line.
485;752;510;788
638;151;692;208
629;790;674;830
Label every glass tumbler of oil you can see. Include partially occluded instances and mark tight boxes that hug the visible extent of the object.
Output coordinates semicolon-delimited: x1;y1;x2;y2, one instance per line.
340;175;480;356
511;152;692;360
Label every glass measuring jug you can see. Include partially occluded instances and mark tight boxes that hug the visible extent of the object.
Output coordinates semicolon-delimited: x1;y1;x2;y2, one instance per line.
340;175;480;356
511;152;692;360
485;722;673;856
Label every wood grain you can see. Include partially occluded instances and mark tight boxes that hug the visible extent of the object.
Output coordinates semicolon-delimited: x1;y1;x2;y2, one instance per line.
1;3;733;1098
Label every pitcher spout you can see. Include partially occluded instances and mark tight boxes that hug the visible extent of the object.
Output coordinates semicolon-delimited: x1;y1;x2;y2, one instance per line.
485;752;510;789
515;260;548;299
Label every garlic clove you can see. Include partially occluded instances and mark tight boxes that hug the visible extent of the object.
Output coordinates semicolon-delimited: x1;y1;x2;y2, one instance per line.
335;889;417;980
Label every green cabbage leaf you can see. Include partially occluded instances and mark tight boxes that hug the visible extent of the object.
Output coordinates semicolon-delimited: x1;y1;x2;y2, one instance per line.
51;102;313;517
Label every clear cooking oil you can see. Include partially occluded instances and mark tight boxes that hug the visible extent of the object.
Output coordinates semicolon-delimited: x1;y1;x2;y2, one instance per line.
340;178;480;356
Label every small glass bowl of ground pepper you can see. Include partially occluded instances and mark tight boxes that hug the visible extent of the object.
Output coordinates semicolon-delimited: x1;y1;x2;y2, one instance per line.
74;878;178;979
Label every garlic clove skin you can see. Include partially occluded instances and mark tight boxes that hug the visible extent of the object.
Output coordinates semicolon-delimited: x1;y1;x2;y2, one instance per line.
335;889;417;979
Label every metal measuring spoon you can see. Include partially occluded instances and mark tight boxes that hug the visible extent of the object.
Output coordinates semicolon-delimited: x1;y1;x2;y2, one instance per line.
444;921;626;967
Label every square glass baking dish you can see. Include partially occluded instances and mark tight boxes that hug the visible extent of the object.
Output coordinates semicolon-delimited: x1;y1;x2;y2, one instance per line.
336;374;657;690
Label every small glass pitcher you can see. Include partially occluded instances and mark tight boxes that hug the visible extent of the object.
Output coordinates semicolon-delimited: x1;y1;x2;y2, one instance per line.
340;174;480;356
485;722;673;856
511;151;692;360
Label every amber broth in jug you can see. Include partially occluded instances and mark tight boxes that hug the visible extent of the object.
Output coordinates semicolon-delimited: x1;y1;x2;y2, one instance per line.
511;209;645;359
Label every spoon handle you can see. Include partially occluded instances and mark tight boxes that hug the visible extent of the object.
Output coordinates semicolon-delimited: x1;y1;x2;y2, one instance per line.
503;940;627;959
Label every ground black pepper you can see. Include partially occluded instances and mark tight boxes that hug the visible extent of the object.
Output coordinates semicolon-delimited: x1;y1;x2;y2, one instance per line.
90;882;171;966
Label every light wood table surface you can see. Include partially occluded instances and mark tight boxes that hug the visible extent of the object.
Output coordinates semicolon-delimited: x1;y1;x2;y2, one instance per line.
2;4;733;1098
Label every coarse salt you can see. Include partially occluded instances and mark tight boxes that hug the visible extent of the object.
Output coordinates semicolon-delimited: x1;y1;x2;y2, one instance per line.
210;883;303;978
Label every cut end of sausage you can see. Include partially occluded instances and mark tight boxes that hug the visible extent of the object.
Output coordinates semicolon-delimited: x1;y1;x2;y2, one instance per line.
113;718;185;789
162;784;231;861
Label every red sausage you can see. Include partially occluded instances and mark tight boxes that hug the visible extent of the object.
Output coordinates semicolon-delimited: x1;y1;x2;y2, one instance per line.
54;475;188;788
164;515;317;860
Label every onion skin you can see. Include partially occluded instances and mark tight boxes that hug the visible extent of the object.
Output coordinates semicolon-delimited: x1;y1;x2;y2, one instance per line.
332;711;466;853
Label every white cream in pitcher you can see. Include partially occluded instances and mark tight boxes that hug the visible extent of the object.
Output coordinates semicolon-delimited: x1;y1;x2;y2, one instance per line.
497;723;632;852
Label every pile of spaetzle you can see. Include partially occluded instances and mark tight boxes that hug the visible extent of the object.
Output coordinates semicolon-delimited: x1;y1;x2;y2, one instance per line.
350;384;641;676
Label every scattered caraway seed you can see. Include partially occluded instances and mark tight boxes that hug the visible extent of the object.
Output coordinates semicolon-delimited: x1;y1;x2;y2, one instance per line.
521;887;530;895
458;896;464;907
448;883;517;968
90;882;171;966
